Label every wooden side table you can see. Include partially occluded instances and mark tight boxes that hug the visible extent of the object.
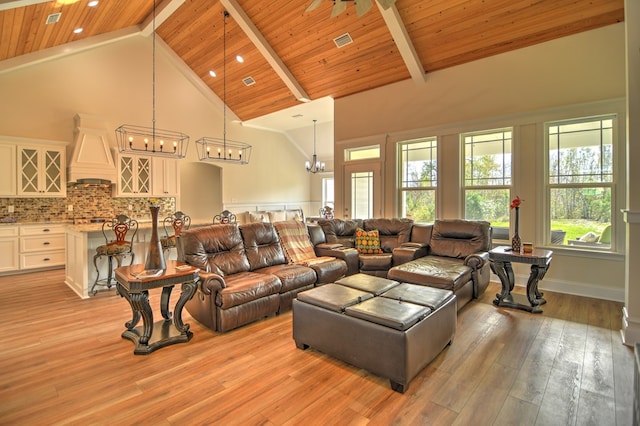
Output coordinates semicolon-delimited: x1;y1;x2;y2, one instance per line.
489;246;553;313
115;260;199;355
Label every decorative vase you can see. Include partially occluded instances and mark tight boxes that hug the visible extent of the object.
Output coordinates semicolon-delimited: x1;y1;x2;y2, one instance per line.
511;206;522;253
145;205;166;271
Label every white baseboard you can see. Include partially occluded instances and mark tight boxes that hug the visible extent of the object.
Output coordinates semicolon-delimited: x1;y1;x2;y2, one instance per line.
491;275;625;302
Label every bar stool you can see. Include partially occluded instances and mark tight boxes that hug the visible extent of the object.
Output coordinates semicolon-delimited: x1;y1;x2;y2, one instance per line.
161;211;191;256
91;214;138;296
213;210;236;224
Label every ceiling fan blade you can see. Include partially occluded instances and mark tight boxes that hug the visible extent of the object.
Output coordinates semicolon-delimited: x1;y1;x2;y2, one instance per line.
305;0;324;12
355;0;373;17
330;1;347;17
376;0;396;10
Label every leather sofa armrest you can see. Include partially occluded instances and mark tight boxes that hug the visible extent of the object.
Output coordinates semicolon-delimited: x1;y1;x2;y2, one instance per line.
464;252;489;270
198;271;226;295
393;246;428;265
315;246;359;276
400;242;427;249
316;242;344;250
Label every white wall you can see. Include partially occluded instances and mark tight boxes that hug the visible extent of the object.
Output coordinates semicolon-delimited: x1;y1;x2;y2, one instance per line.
0;35;312;216
333;23;627;301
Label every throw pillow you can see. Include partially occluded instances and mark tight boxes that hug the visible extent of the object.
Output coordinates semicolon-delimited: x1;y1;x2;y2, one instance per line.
354;227;383;254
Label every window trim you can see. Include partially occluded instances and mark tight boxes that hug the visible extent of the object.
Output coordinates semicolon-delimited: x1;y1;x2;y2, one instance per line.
397;137;438;222
543;114;619;252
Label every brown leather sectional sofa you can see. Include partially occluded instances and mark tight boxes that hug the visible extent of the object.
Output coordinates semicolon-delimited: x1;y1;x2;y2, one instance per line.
179;221;349;332
179;218;491;333
308;218;492;310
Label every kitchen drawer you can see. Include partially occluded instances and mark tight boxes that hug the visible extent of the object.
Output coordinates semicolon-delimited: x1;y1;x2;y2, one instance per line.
20;224;66;236
20;250;65;270
0;227;19;237
20;234;65;252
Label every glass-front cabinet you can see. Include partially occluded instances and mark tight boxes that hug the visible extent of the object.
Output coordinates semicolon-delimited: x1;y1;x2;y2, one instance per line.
115;153;152;197
17;144;66;197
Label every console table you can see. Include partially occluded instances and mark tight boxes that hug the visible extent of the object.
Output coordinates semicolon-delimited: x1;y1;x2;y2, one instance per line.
115;261;199;355
489;246;552;313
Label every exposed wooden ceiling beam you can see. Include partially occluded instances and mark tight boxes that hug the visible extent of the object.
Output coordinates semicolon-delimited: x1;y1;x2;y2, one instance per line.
378;1;426;84
221;0;311;103
140;0;185;36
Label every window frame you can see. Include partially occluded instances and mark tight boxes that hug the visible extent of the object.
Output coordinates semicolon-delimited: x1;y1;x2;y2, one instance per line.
397;137;438;223
461;127;513;234
543;114;618;251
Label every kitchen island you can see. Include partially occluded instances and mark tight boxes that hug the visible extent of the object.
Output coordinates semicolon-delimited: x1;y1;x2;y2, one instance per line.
64;220;210;299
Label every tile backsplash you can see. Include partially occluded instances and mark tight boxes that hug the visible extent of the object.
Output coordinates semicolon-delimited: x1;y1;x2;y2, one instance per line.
0;184;175;223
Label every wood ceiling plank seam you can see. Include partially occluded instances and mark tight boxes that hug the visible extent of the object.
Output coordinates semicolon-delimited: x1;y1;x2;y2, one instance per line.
25;3;50;57
424;16;621;71
48;3;75;49
412;0;623;45
158;4;219;48
410;3;623;70
425;8;623;61
222;0;310;102
14;6;37;58
0;8;19;59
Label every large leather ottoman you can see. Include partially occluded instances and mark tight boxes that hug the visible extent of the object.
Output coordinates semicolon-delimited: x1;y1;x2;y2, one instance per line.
292;278;456;393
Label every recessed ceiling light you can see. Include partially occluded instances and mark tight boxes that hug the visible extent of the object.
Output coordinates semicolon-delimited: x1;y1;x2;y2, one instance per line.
73;28;83;34
209;70;216;77
236;55;244;63
88;1;98;6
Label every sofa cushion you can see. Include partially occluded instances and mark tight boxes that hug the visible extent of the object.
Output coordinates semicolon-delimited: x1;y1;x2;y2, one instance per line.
429;219;491;259
274;220;316;263
364;218;413;252
216;272;282;309
387;256;472;292
181;224;251;276
240;222;286;269
255;264;317;293
355;227;383;254
359;253;393;271
318;219;363;247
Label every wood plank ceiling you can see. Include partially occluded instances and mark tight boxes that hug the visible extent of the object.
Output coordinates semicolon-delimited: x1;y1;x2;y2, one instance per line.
0;0;625;122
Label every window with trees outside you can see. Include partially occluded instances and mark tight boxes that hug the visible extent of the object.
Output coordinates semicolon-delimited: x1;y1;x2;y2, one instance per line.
547;115;615;249
463;129;512;238
399;138;437;223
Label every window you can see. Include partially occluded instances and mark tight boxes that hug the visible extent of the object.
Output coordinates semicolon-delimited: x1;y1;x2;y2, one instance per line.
546;115;615;248
351;171;373;219
463;129;512;233
345;145;380;161
398;138;437;223
322;177;334;210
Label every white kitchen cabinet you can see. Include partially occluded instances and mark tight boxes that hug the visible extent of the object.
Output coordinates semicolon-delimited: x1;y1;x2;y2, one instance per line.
0;227;19;273
114;152;152;197
0;143;17;196
152;157;179;197
17;144;66;197
19;224;66;270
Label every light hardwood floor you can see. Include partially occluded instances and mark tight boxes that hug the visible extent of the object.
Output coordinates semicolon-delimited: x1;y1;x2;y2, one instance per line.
0;269;635;425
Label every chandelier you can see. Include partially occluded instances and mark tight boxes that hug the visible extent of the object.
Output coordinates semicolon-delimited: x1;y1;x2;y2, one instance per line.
115;0;189;159
196;11;252;165
306;119;325;173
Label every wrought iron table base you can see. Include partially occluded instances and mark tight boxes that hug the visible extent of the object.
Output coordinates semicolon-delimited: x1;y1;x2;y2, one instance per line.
115;262;199;355
489;247;552;314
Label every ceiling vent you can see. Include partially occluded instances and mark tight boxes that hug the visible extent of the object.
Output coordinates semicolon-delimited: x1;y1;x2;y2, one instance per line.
46;12;61;25
333;33;353;48
242;76;256;86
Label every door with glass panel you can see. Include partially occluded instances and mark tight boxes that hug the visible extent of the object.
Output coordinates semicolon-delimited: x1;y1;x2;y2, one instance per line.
343;163;381;220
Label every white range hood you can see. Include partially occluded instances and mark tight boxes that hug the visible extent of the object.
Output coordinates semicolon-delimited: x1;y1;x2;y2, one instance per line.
67;113;117;183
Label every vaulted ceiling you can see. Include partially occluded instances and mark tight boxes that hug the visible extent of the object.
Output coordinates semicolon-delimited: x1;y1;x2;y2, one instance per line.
0;0;625;126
